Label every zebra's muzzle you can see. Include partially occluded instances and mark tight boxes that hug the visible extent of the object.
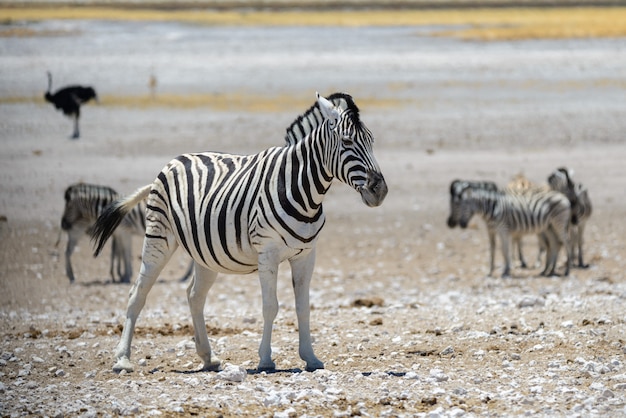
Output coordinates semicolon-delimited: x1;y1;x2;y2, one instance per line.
447;216;467;229
358;170;388;207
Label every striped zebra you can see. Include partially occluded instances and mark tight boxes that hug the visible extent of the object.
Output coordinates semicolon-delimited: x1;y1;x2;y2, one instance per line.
447;179;571;278
450;179;537;269
58;182;145;283
91;93;388;373
548;167;593;268
505;174;552;269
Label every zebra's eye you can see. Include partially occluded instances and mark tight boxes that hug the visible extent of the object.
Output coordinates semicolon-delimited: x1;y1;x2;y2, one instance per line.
341;134;353;147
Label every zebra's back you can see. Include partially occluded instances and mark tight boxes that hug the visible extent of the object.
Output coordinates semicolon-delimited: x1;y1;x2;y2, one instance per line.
486;190;570;234
149;147;321;275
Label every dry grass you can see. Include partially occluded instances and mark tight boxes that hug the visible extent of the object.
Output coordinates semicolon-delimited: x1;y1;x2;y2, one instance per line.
3;92;407;111
1;6;625;40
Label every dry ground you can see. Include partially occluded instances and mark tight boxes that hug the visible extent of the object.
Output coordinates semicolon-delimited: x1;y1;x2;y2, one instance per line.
1;11;626;418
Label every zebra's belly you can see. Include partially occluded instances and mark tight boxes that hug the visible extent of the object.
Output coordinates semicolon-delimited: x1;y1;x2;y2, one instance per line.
174;224;314;275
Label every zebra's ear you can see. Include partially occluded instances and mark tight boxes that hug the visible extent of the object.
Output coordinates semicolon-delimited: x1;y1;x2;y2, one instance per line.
316;92;340;128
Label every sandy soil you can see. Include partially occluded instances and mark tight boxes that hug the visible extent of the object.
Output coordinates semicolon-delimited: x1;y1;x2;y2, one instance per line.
1;19;626;417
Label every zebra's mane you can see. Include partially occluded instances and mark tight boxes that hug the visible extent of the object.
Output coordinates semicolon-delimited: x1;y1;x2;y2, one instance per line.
450;179;499;197
284;92;361;146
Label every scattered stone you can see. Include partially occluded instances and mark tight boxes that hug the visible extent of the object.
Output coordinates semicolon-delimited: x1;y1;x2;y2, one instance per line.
518;296;545;308
369;317;383;326
216;364;246;383
440;346;454;356
352;297;384;308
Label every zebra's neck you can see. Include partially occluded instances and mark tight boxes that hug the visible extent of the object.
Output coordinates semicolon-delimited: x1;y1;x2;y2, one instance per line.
279;128;335;215
471;190;504;222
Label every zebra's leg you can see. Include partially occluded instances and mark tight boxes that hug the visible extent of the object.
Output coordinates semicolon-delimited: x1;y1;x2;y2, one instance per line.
110;235;118;281
535;234;547;269
290;249;324;372
113;234;178;373
540;229;558;276
577;222;589;268
499;231;513;278
116;232;133;284
110;235;128;282
64;227;83;283
187;263;221;371
487;230;496;277
257;249;280;371
518;237;528;268
555;221;572;277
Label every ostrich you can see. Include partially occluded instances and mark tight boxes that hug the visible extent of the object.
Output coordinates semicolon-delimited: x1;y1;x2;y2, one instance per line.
44;71;98;139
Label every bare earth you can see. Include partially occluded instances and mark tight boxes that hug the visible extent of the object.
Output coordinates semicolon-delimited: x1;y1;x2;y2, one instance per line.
1;19;626;417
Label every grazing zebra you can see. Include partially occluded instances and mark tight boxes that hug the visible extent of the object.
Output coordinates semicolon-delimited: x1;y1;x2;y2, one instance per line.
91;92;388;373
447;179;571;278
58;183;145;283
548;167;593;268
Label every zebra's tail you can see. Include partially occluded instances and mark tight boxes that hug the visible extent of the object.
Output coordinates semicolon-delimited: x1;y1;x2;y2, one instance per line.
91;184;152;256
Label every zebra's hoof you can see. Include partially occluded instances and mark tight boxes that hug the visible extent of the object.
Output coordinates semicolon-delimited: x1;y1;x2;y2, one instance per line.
257;361;276;372
305;360;324;372
113;357;134;373
202;358;222;372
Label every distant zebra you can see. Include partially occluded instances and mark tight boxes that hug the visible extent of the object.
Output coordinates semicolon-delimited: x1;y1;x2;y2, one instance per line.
91;92;388;373
452;179;536;270
548;167;593;268
505;173;551;268
447;179;571;277
58;183;145;283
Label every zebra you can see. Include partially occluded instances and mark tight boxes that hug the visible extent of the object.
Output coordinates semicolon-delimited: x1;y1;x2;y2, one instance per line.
505;174;552;269
175;91;363;285
91;92;388;373
447;179;571;278
450;179;537;269
548;167;593;268
58;182;145;283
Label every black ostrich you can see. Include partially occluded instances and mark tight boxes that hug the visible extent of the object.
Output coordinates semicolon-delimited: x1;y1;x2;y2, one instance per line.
44;71;98;139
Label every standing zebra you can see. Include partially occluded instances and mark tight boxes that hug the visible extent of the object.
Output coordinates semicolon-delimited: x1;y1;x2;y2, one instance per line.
548;167;593;268
505;174;551;269
175;92;361;284
58;183;145;283
91;92;388;373
447;179;571;278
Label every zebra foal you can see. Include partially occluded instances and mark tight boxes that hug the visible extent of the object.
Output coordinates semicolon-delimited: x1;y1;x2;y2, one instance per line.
548;167;593;268
91;93;388;373
58;182;145;283
447;179;572;278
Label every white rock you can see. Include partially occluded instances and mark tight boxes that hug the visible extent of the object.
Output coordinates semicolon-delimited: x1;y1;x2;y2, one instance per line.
518;296;545;308
216;363;246;382
429;368;449;382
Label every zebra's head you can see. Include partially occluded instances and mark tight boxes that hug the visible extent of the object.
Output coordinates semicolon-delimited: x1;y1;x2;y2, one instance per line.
447;180;477;229
548;167;579;223
548;167;575;196
316;93;388;208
